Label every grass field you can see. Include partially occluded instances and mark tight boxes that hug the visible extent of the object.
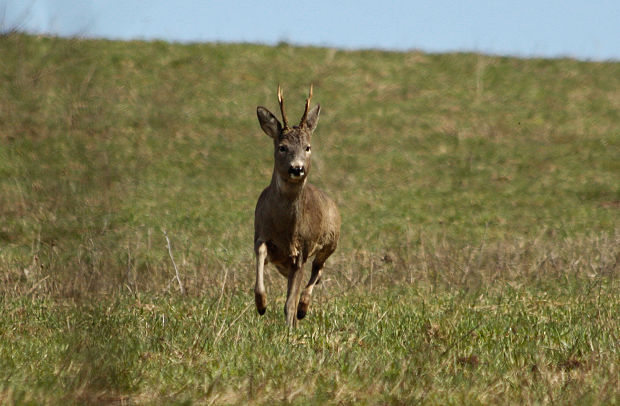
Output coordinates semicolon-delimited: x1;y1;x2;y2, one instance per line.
0;33;618;404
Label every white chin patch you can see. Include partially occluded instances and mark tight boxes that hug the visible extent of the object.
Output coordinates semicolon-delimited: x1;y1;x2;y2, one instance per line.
289;172;304;179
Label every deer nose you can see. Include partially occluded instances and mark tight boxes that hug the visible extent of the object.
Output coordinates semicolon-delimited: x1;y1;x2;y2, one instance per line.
288;165;305;177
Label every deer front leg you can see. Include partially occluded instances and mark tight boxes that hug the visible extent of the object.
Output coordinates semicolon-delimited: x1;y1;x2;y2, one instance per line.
284;255;305;327
254;242;268;315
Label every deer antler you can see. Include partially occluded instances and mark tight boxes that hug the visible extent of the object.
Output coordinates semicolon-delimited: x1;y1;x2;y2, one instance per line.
299;84;313;128
277;84;289;130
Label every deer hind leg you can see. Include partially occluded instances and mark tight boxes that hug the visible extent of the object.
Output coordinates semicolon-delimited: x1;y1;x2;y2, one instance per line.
297;260;324;320
285;256;305;327
254;242;268;315
298;245;335;320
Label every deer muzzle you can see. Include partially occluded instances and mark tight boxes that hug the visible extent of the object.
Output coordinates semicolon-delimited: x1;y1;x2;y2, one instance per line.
288;165;305;179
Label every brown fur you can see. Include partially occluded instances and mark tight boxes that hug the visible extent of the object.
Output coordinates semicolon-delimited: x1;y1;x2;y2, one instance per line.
254;86;341;326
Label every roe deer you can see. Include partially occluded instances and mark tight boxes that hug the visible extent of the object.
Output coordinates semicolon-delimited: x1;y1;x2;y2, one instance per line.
254;85;340;327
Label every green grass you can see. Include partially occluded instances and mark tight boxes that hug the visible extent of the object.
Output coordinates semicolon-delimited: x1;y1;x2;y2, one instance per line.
1;279;618;404
0;33;618;404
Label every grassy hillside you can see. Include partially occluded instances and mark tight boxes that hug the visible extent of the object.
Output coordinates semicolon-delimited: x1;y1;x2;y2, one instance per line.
0;33;618;404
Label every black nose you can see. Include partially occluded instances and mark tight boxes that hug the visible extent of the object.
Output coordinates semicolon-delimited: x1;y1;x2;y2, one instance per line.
288;165;305;176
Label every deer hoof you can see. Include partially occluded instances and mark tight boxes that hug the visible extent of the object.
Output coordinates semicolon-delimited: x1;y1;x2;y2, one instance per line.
255;292;267;316
297;302;308;320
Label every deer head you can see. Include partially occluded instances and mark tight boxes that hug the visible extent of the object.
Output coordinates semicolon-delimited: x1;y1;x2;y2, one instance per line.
257;85;320;185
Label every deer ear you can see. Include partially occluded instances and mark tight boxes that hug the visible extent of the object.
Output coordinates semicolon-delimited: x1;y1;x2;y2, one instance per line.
257;107;282;139
304;104;320;133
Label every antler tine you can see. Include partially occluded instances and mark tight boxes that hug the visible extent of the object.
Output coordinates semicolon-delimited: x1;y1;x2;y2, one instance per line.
277;84;289;129
299;84;313;128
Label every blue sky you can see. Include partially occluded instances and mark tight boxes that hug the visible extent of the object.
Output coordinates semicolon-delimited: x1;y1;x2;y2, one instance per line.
2;0;619;61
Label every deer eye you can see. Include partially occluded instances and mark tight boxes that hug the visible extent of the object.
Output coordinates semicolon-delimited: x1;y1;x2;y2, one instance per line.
278;145;287;153
306;145;311;152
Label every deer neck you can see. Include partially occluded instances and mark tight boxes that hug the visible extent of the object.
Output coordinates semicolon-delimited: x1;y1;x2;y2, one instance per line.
271;171;306;203
270;171;307;258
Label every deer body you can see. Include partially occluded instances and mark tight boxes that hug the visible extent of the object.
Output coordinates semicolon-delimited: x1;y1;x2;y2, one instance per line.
254;86;340;326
